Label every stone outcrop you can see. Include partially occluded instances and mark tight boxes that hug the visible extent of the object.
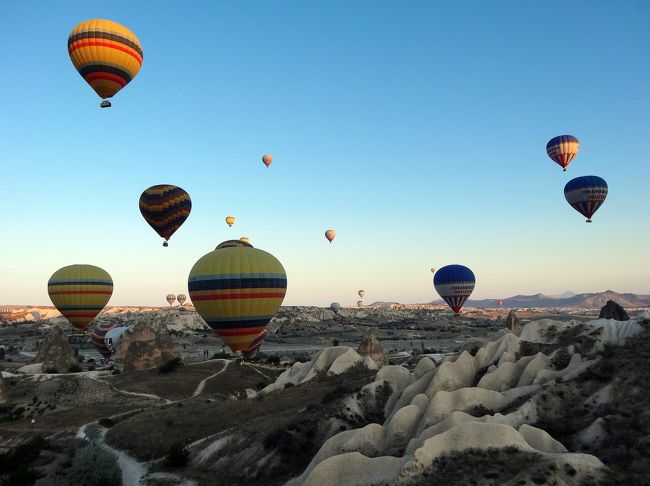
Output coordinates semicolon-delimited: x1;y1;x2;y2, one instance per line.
114;321;177;372
0;373;8;405
598;300;629;321
505;310;521;332
35;326;78;372
357;329;389;368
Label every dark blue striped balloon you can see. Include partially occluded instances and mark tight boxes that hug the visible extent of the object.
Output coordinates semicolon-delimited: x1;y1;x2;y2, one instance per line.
433;265;476;314
564;176;608;223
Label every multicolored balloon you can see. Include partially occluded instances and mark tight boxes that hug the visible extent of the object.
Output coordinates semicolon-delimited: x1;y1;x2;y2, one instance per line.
177;294;187;306
47;264;113;331
139;185;192;246
325;230;336;243
68;19;143;108
546;135;580;171
564;176;608;223
188;240;287;354
91;322;118;358
242;329;267;359
433;264;475;315
330;302;341;313
262;154;273;168
225;216;235;227
166;294;176;306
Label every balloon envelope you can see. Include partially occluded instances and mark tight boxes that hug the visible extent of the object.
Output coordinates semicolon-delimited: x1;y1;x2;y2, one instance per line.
430;268;436;274
188;241;287;353
564;176;608;222
357;301;364;307
139;185;192;245
546;135;579;170
325;230;336;243
330;302;341;313
105;326;130;354
225;216;235;227
433;265;475;315
262;154;272;168
47;264;113;331
240;236;250;244
68;19;143;103
358;290;365;299
242;329;267;359
166;294;176;306
497;300;504;308
177;294;187;306
91;322;117;358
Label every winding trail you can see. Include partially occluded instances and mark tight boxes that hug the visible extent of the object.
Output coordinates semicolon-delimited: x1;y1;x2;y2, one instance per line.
192;360;229;397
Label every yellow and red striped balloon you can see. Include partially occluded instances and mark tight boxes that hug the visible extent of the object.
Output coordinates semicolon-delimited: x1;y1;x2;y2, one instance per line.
68;19;143;105
47;264;113;331
188;240;287;353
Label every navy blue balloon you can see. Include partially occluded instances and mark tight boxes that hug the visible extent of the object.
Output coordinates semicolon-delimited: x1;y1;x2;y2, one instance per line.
433;265;476;314
564;176;608;223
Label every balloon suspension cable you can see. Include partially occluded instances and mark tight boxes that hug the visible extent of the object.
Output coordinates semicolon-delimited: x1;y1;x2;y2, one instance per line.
163;240;169;247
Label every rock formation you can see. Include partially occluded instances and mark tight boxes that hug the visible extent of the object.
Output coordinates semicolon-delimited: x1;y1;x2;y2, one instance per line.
598;300;629;321
357;329;388;368
35;325;78;372
114;321;177;372
0;373;8;405
505;310;521;332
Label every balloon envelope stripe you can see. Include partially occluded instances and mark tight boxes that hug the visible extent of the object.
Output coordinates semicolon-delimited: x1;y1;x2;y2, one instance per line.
192;292;286;301
69;41;142;64
207;324;269;334
188;273;287;282
68;30;143;58
48;290;113;295
48;280;113;286
188;278;287;290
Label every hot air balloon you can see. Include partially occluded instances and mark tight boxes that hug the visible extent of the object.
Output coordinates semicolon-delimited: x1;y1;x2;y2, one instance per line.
357;300;364;307
242;329;267;359
29;311;42;321
358;290;365;299
262;154;273;168
177;294;187;306
48;264;113;331
105;326;130;354
564;176;608;223
188;240;287;355
433;264;475;315
68;19;143;108
139;185;192;246
330;302;341;313
240;236;250;244
225;216;235;227
91;322;117;359
497;300;504;309
546;135;580;171
431;268;436;274
166;294;176;306
325;230;336;243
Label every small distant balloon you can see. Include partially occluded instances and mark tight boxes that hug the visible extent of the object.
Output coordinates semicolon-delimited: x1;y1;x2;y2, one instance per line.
433;264;476;315
431;268;436;274
325;230;336;243
262;154;273;168
225;216;236;227
166;294;176;306
564;176;608;223
240;236;250;244
30;311;42;321
358;290;365;299
177;294;187;306
357;300;364;307
330;302;341;313
546;135;580;171
497;300;504;309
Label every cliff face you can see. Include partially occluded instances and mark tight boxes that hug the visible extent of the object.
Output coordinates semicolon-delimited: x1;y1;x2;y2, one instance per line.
34;326;78;372
114;321;177;372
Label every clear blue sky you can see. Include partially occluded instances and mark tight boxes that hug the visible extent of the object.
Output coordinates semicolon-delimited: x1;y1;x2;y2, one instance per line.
1;0;648;306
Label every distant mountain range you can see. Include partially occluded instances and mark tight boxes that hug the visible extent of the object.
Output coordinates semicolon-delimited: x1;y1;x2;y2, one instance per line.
433;290;650;309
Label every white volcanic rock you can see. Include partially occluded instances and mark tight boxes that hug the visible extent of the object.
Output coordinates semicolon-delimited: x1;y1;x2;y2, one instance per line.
586;318;643;347
477;361;518;391
518;424;567;453
413;357;435;378
17;363;43;374
261;347;375;394
516;353;552;387
575;418;608;449
475;332;521;369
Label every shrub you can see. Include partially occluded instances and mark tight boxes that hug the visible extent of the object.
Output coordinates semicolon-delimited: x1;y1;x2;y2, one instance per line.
45;367;58;374
68;364;82;373
97;417;114;428
65;444;121;486
266;355;281;365
166;442;190;468
159;357;182;373
211;351;231;360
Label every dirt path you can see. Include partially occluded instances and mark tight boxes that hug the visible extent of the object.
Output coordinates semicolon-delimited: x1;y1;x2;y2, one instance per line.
192;360;229;397
244;363;272;380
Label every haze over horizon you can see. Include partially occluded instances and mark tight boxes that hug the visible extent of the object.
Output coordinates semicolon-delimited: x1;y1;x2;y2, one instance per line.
1;0;649;307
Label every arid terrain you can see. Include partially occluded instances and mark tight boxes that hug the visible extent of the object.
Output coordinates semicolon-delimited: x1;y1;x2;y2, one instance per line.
1;303;649;485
